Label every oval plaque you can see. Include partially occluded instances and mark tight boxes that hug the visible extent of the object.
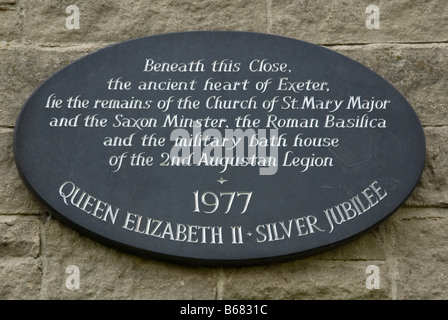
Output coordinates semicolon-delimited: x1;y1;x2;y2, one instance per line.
14;31;425;266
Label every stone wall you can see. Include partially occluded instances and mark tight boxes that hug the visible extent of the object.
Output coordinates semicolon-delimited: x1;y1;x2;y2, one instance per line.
1;0;447;300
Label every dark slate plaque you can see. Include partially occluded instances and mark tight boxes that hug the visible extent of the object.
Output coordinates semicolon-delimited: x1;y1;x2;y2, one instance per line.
14;31;425;266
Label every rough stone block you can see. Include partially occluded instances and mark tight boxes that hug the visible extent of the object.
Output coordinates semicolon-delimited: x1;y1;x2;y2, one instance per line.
0;215;40;258
311;225;387;261
0;130;44;214
388;208;448;299
405;127;448;207
0;258;42;299
23;0;267;44
40;218;219;299
0;1;21;43
0;48;90;127
221;259;391;299
271;0;448;44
